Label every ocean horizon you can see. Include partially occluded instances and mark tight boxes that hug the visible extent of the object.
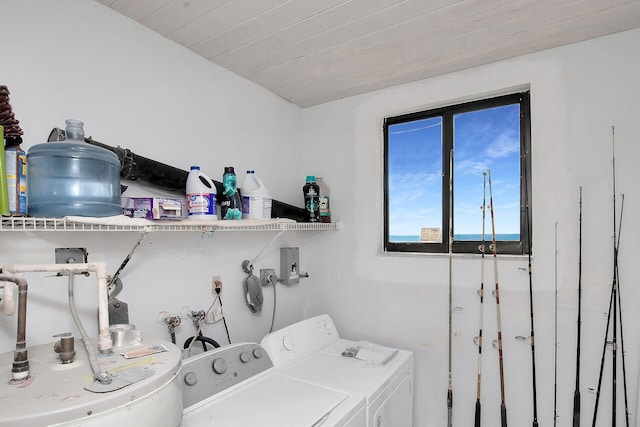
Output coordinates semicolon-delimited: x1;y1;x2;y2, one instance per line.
390;233;519;242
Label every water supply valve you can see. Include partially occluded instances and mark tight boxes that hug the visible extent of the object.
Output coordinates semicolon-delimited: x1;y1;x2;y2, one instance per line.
157;311;182;336
53;332;75;364
166;315;181;333
260;269;277;287
181;307;206;328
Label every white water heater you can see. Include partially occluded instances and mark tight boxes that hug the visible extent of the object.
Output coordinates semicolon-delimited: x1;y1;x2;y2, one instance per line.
0;337;182;426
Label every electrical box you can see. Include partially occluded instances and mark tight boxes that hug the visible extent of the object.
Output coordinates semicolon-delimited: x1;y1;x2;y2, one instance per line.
280;247;300;285
55;247;88;264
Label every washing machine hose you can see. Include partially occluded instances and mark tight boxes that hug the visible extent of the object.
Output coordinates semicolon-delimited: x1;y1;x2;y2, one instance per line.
183;335;220;351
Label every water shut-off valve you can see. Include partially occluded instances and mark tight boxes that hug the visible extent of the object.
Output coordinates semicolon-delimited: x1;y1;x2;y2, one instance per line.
157;311;182;335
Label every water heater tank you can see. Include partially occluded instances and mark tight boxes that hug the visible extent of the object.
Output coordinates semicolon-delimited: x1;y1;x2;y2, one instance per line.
0;337;182;426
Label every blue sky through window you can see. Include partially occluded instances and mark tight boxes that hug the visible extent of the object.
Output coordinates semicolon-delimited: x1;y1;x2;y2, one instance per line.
388;104;520;241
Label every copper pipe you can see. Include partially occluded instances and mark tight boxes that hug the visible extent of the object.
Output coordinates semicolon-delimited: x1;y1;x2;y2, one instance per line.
0;274;29;380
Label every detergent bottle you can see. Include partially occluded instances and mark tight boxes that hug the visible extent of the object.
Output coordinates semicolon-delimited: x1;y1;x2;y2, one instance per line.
186;166;217;219
220;166;242;220
241;170;271;219
302;175;320;222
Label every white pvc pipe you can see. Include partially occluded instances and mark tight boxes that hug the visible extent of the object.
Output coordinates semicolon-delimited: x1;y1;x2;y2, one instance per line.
1;281;16;315
2;262;113;352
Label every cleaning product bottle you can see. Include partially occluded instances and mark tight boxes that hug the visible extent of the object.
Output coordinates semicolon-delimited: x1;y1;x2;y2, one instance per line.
241;170;271;219
220;166;242;220
5;145;27;216
303;175;320;222
186;166;217;220
0;125;9;216
316;177;331;223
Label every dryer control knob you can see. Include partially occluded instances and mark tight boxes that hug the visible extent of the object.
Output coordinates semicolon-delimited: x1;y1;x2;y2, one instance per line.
239;352;250;363
184;371;198;386
282;335;295;351
212;358;227;374
253;347;264;359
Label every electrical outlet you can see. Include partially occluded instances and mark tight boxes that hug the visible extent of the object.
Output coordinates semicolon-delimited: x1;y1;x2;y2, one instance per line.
212;275;222;295
260;268;277;287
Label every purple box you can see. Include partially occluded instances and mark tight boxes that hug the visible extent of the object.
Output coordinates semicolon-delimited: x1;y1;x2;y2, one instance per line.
121;197;186;220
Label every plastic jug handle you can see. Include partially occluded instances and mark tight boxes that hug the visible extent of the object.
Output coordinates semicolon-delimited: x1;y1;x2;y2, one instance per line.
198;172;215;190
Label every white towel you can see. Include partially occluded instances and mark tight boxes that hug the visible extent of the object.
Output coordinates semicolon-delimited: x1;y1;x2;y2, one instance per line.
355;340;398;365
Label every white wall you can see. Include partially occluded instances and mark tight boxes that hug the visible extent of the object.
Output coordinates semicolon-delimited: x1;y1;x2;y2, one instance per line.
0;0;314;355
302;28;640;426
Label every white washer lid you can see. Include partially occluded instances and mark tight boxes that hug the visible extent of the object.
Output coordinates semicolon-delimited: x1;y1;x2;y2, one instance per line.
182;372;352;427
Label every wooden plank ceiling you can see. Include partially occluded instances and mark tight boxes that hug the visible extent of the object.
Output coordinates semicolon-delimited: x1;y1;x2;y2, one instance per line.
95;0;640;107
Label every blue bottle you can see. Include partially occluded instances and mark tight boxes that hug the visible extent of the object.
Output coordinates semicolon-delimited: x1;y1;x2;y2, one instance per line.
220;166;242;220
303;175;320;222
27;119;121;218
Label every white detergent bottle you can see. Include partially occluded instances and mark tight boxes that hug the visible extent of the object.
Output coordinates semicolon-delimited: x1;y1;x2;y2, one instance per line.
241;170;271;219
186;166;217;220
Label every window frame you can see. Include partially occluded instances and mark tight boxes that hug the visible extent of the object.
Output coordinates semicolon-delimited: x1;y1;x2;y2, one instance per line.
383;91;531;256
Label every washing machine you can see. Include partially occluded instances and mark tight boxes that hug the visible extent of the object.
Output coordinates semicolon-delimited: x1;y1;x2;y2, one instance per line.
260;314;414;427
0;336;183;426
181;342;366;426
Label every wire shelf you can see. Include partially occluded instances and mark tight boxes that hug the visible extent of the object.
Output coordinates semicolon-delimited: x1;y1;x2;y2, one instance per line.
0;217;340;232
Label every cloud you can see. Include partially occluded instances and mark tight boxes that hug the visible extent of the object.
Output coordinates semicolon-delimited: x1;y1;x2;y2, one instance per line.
389;121;441;135
484;129;519;159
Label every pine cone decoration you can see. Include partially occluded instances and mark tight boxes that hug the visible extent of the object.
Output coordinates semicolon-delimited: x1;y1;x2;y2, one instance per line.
0;85;24;146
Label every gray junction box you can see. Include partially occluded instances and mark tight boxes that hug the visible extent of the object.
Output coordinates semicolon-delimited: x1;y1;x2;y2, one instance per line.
280;247;300;285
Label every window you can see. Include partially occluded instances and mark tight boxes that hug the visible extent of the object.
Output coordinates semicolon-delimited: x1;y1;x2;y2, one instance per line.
383;92;531;255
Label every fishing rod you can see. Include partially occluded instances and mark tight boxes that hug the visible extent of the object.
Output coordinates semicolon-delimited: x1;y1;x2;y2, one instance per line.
488;169;507;427
474;171;487;427
593;193;629;426
572;187;582;427
523;150;539;427
591;268;615;427
554;221;559;427
447;149;454;427
591;126;629;427
614;193;630;426
611;134;619;427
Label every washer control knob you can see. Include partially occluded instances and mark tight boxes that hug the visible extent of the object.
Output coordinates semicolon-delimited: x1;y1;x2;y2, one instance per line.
184;371;198;386
324;322;332;331
253;347;264;359
282;335;295;351
212;358;227;374
239;352;250;363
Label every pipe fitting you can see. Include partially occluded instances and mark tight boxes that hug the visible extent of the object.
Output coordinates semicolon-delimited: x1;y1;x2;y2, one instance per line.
54;333;76;364
0;274;30;381
3;262;113;352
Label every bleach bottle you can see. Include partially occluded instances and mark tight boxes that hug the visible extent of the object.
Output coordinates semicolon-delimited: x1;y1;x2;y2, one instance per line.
186;166;217;220
241;170;272;219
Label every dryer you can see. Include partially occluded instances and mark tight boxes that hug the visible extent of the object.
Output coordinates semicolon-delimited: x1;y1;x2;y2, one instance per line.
182;342;366;427
261;314;414;427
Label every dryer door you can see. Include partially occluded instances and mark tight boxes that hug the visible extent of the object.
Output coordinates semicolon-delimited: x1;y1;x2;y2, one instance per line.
371;373;413;427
